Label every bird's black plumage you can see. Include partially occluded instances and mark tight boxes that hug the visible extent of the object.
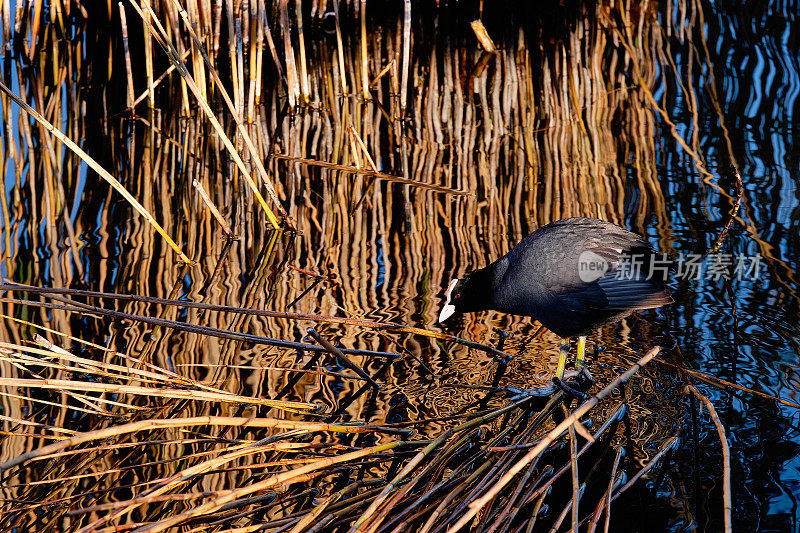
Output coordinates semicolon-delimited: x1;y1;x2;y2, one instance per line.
439;217;672;337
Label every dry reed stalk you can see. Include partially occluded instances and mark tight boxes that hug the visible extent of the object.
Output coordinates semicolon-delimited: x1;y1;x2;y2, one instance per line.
295;0;310;104
1;345;128;415
332;0;348;97
163;0;294;228
5;348;156;392
19;335;191;387
260;0;285;85
118;441;401;533
118;3;135;108
281;0;299;109
140;0;155;111
1;0;10;44
351;399;528;532
687;384;732;533
248;0;262;121
0;413;78;436
191;178;234;236
564;403;580;532
0;375;313;410
0;312;280;402
400;0;410;111
275;155;468;194
224;0;238;111
236;17;246;119
131;1;284;230
586;448;625;533
360;0;368;100
348;125;377;171
0;417;403;473
448;347;661;531
0;80;193;264
140;0;157;181
81;439;323;530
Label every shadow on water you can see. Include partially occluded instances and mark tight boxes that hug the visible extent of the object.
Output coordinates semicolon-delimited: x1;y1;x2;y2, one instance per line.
0;0;798;531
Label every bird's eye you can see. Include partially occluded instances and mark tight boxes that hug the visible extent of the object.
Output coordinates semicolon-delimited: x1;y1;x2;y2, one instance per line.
455;294;460;299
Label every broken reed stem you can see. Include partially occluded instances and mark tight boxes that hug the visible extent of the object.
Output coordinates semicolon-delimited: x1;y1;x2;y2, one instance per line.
470;19;496;53
0;80;193;264
349;125;378;171
448;347;662;532
687;384;732;533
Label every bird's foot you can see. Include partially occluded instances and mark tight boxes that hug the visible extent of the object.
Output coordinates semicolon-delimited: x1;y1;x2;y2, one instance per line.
577;365;594;384
552;376;590;400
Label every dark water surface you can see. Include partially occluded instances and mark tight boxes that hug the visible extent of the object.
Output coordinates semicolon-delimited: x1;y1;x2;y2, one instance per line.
1;0;799;531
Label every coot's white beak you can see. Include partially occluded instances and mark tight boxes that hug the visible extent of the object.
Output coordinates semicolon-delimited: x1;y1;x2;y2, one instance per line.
438;279;459;323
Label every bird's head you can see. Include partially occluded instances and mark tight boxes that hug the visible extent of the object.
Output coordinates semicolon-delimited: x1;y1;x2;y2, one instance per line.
439;278;465;323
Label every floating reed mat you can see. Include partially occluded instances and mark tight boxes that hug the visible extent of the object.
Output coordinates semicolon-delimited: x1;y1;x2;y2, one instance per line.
0;344;683;532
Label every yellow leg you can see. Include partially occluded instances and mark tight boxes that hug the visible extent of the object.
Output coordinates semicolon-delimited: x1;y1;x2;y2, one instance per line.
555;338;570;379
575;336;587;369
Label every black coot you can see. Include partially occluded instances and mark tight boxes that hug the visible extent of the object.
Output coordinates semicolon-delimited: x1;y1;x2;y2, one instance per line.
439;217;672;377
